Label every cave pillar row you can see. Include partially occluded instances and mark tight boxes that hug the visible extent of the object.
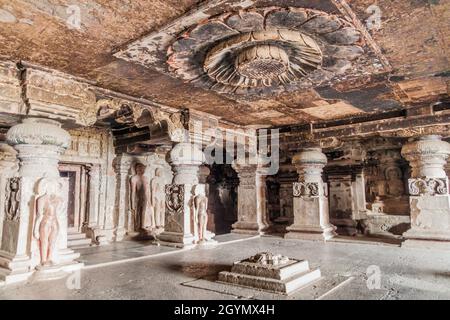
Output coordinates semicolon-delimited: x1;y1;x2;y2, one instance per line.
401;135;450;249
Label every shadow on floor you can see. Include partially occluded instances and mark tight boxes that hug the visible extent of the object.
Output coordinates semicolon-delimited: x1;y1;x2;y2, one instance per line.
164;262;231;280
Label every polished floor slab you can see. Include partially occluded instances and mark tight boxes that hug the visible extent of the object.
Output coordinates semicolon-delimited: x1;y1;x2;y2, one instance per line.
1;235;449;299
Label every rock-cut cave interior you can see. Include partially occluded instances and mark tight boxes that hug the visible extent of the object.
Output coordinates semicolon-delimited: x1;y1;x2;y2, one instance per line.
0;0;449;301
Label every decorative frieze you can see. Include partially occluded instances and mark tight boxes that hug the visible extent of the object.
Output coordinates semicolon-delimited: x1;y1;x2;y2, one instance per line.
408;177;448;196
293;182;320;197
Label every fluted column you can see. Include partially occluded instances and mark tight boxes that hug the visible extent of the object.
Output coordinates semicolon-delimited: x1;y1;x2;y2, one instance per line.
0;118;82;284
285;147;336;241
231;157;270;235
401;135;450;249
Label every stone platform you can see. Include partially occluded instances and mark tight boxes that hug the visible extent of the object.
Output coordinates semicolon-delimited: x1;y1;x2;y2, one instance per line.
218;252;321;295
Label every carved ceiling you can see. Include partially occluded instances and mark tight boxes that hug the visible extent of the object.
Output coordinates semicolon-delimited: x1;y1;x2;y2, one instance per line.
0;0;449;127
117;5;383;96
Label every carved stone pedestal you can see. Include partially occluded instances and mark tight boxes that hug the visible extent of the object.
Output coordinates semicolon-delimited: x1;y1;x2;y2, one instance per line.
0;118;82;284
401;135;450;249
218;252;321;295
231;159;270;235
158;142;216;248
285;148;336;241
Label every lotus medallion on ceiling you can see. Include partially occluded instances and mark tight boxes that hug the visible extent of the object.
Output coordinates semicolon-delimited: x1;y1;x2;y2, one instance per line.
116;4;386;97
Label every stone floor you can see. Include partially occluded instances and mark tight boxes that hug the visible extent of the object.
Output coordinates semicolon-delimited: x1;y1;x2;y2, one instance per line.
1;235;449;300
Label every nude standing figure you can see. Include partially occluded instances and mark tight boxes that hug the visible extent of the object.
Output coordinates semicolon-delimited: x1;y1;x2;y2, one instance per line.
192;187;208;243
150;168;166;229
33;179;63;266
130;163;154;231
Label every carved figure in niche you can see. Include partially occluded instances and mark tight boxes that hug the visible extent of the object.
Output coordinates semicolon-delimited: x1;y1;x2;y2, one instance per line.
33;178;64;266
192;186;208;243
150;168;166;229
5;178;21;221
385;167;404;197
130;163;154;231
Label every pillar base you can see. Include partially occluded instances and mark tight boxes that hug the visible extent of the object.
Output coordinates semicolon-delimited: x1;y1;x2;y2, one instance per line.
31;261;84;282
0;252;34;284
157;231;196;248
285;225;337;241
231;221;269;235
113;227;127;242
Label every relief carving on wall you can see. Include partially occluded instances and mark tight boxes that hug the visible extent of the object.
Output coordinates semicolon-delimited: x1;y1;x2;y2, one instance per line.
65;129;105;159
5;177;21;221
408;178;448;196
293;182;319;197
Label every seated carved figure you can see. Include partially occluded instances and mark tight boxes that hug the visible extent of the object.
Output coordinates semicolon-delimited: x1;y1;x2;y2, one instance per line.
33;178;64;267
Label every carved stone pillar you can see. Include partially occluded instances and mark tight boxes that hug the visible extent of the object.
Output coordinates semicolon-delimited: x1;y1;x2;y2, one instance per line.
401;135;450;249
159;142;215;247
0;118;82;284
276;165;297;223
112;155;132;241
285;147;336;241
84;164;103;244
231;159;270;235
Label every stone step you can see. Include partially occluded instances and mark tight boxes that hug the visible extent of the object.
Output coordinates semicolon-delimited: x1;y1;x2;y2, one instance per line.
67;233;92;248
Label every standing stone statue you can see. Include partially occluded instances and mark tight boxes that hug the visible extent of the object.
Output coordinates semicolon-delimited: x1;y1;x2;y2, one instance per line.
192;187;208;243
130;163;154;231
150;168;165;230
33;178;63;267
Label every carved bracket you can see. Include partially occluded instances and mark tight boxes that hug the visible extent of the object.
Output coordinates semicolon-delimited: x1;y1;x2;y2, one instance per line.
408;177;448;196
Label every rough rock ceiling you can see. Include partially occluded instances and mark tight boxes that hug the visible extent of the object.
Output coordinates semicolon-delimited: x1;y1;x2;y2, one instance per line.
0;0;448;127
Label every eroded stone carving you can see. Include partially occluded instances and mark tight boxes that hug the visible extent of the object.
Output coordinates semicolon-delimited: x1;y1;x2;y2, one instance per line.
408;178;448;196
33;178;64;267
246;252;289;267
5;177;21;221
165;184;184;221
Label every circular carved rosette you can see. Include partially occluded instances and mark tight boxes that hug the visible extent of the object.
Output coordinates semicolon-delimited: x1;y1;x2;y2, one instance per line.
167;7;363;95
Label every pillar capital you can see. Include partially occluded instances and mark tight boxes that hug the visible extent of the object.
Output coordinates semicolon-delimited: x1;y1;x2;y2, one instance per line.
292;147;327;181
6;118;70;178
401;135;450;178
169;142;204;185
